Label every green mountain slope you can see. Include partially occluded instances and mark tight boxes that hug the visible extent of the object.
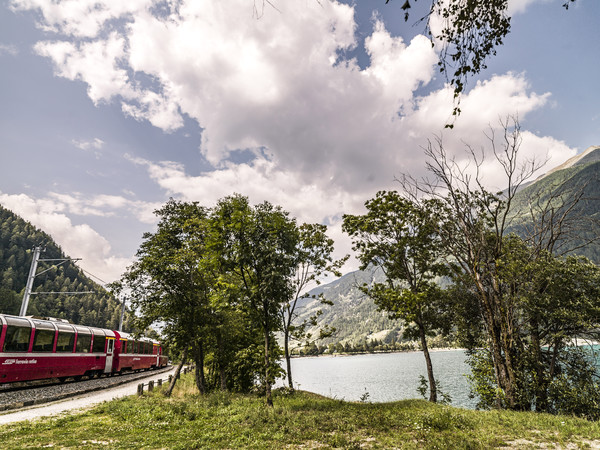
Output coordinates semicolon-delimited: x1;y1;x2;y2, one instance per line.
0;205;130;329
508;145;600;263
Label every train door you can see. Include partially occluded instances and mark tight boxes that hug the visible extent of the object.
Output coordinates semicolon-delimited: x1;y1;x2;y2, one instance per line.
104;338;115;373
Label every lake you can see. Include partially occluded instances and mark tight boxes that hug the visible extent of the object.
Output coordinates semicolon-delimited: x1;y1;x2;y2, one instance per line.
278;349;477;409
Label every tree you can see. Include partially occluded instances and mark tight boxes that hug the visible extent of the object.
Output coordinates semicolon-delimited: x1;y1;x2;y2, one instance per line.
414;117;600;414
280;222;346;390
342;191;449;402
211;195;298;406
122;199;216;394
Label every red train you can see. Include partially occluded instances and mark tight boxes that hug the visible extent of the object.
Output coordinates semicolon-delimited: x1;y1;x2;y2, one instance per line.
0;313;168;384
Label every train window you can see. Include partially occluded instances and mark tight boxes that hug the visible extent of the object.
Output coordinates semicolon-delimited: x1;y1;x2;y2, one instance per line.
75;333;92;353
56;331;75;352
2;325;31;352
92;335;106;353
32;328;56;352
120;339;127;353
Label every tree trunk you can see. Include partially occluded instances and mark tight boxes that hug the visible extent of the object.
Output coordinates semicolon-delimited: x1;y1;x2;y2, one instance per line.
193;341;206;394
165;348;187;397
264;329;273;407
479;287;518;410
418;321;437;403
284;328;294;390
216;329;228;391
530;319;548;412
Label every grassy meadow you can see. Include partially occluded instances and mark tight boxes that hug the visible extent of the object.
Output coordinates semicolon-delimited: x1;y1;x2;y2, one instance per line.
1;374;600;449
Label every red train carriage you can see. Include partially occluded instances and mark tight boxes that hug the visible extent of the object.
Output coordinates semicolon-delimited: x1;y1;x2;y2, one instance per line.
113;331;167;373
0;314;167;384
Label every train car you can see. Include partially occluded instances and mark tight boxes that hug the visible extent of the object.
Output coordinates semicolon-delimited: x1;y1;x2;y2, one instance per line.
0;313;166;384
113;331;167;373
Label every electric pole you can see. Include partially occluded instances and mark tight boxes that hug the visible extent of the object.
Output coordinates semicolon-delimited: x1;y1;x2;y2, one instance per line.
19;246;42;317
18;246;89;317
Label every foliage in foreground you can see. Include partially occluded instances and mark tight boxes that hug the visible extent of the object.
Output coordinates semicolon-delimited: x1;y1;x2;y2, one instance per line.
1;374;600;449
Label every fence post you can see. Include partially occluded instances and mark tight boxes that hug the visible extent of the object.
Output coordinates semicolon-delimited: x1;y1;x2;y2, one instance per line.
148;380;154;392
158;379;162;387
137;383;144;396
169;375;173;383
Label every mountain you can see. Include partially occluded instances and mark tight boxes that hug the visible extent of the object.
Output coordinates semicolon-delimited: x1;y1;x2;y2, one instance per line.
297;145;600;350
508;145;600;263
0;205;131;330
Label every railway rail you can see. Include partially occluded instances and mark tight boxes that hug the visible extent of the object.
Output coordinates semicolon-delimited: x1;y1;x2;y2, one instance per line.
0;366;172;412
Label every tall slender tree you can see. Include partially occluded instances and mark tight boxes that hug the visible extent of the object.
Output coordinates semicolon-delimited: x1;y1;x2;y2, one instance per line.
280;222;346;390
343;191;449;402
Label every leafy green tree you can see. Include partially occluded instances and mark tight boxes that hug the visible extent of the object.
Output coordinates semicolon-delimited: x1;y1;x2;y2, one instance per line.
343;191;449;402
211;195;298;406
122;199;216;394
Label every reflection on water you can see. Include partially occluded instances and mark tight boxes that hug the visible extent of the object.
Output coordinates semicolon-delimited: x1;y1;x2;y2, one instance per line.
278;350;477;409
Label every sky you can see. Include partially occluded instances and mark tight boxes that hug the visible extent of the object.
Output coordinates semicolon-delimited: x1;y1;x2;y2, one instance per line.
0;0;598;285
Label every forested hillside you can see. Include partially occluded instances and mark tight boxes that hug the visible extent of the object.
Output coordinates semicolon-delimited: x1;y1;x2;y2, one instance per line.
0;205;130;329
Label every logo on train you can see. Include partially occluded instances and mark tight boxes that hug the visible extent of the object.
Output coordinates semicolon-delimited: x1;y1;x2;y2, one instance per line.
2;359;38;365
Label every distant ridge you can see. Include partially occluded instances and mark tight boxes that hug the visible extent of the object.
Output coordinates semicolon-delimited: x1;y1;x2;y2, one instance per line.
532;145;600;184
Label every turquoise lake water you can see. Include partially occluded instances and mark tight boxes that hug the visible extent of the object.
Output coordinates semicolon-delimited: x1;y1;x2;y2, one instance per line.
280;350;476;409
280;346;600;409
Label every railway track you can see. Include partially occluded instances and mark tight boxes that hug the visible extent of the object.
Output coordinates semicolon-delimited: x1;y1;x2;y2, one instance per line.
0;366;172;412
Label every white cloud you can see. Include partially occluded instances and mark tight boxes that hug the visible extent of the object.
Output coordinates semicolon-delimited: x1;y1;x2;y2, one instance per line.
508;0;551;16
23;0;566;195
0;43;18;56
13;0;579;277
72;137;104;151
10;0;150;38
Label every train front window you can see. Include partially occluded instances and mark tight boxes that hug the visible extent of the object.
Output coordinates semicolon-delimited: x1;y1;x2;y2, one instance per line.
56;331;75;352
2;325;31;352
32;329;55;352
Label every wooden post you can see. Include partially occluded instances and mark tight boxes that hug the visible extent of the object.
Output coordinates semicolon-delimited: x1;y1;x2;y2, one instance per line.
158;379;162;387
148;380;154;392
137;383;144;396
169;375;173;383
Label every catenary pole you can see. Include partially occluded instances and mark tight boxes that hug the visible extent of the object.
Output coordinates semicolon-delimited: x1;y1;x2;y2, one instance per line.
19;246;42;317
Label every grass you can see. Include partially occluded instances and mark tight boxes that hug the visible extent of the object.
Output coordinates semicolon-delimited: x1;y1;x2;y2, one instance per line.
1;374;600;449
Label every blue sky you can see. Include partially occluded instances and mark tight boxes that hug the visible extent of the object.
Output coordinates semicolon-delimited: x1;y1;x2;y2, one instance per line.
0;0;598;283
